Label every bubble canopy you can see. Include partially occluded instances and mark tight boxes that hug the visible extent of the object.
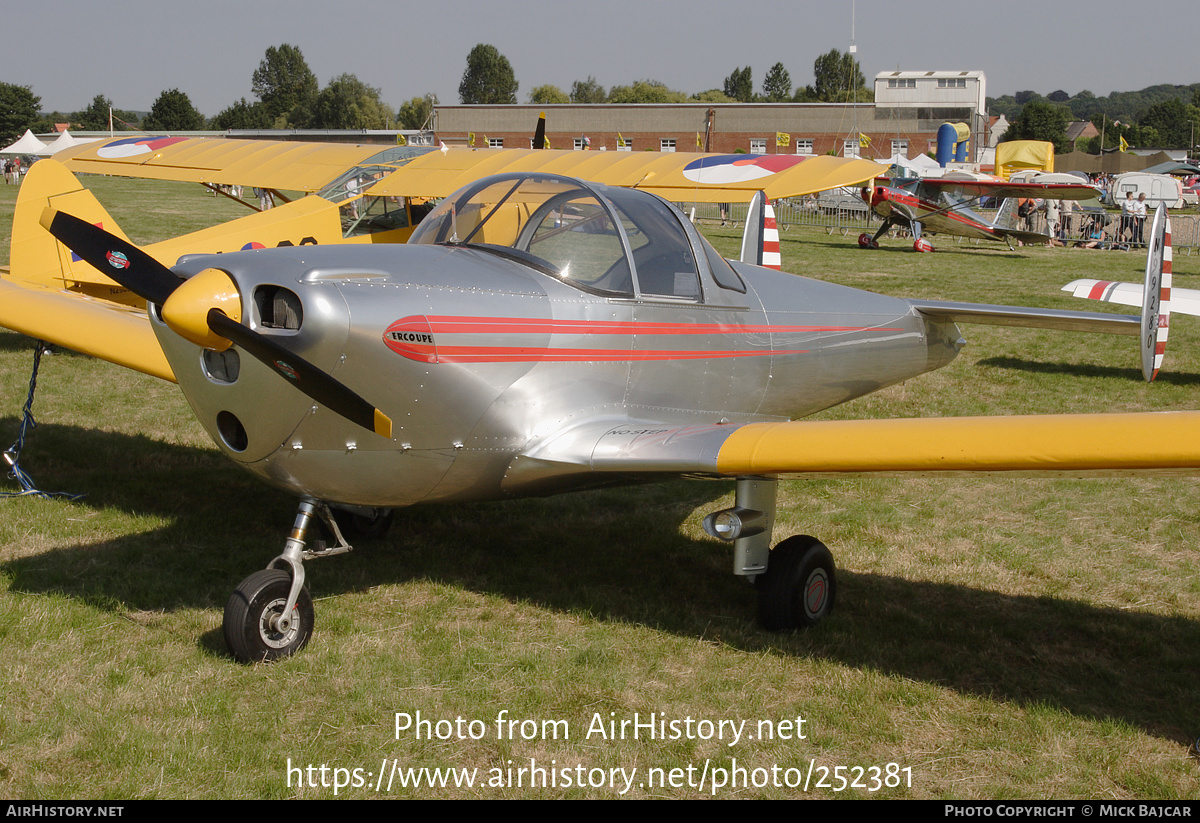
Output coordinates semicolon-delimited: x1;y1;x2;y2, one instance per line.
408;173;710;299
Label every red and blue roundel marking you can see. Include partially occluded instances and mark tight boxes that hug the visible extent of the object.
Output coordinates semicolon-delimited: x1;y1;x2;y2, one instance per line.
96;136;188;159
682;154;806;184
106;250;130;269
240;242;266;251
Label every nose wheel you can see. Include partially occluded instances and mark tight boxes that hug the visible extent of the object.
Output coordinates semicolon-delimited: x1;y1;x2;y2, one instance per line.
224;569;314;662
223;498;359;663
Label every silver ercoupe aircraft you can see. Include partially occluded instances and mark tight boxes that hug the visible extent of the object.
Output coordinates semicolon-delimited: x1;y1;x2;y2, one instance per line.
42;172;1197;663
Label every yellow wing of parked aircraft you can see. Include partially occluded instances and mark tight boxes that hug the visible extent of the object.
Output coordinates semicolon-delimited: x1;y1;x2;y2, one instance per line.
51;135;884;203
0;136;885;381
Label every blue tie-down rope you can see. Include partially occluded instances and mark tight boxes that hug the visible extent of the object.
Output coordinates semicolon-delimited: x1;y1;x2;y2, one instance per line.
2;342;83;501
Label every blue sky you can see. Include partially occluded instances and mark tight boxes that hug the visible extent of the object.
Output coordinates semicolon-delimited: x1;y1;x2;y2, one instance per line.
6;0;1198;116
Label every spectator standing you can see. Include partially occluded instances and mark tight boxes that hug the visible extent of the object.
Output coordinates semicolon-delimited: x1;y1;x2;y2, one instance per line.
1133;193;1148;245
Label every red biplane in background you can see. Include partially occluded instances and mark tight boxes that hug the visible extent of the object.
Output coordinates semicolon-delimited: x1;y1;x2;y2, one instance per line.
859;176;1102;252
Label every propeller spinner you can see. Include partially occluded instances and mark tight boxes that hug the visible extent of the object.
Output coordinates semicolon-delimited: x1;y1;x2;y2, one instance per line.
42;210;392;439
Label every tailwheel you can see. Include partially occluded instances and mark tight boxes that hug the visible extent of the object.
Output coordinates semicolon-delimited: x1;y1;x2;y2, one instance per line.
756;535;836;630
224;569;314;663
857;233;879;249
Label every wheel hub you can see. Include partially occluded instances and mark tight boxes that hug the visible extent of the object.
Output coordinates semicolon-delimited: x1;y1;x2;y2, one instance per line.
261;598;301;647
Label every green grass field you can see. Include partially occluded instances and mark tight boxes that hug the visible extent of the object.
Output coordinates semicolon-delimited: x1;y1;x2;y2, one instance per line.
0;175;1199;798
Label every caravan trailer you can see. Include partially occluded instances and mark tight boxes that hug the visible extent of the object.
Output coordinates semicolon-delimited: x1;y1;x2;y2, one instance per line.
1109;172;1184;209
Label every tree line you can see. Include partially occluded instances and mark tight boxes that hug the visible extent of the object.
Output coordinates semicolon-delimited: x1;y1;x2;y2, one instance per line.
479;46;873;106
0;44;428;144
0;42;876;144
996;85;1200;153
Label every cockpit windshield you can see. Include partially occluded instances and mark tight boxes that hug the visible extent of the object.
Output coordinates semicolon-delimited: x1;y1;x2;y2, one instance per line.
409;173;702;300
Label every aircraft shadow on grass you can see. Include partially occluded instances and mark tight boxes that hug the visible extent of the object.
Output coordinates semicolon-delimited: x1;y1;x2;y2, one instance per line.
791;236;1029;259
2;418;1198;746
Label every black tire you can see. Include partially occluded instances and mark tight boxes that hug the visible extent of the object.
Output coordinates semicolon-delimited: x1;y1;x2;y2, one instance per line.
223;569;314;663
332;507;395;540
756;535;836;631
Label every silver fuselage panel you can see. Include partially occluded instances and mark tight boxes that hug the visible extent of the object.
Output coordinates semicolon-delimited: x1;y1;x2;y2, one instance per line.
156;177;958;507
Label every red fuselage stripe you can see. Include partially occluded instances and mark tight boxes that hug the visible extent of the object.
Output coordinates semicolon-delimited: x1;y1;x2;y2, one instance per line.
418;315;890;335
425;346;811;363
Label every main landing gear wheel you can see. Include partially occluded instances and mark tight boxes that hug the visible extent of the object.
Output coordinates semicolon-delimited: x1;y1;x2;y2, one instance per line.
224;569;314;663
858;233;879;249
756;536;837;631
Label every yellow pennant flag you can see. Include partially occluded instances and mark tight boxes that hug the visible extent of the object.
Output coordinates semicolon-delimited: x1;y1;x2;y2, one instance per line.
617;133;625;148
696;132;703;148
1119;135;1129;153
859;133;871;147
468;132;475;147
396;134;407;146
776;132;790;147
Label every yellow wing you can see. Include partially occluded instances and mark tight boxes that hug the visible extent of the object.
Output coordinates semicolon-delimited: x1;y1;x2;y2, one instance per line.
13;138;884;382
56;136;885;203
54;136;381;192
506;413;1200;494
715;413;1200;475
370;149;885;203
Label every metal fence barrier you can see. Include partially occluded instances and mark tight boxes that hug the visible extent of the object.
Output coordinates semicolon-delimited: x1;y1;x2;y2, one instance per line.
680;199;1200;252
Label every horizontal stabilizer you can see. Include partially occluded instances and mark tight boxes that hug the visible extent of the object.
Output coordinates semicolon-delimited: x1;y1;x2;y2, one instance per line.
0;274;173;381
1063;280;1200;316
910;299;1139;335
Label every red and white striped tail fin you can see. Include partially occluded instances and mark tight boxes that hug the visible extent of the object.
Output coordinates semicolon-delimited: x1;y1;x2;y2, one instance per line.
739;191;782;270
761;199;781;270
1141;204;1172;381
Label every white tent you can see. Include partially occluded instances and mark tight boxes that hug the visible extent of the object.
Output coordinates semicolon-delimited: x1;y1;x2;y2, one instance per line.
1;129;49;155
884;151;940;177
41;130;100;156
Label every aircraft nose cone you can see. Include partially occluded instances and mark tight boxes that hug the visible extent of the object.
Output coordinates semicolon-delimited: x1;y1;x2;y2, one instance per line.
160;267;242;350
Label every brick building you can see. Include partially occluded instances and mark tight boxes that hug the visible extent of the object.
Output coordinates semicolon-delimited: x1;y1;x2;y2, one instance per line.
432;71;990;163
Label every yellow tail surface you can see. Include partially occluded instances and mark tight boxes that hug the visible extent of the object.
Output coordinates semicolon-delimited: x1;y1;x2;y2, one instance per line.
0;160;391;382
10;158;143;305
11;159;352;308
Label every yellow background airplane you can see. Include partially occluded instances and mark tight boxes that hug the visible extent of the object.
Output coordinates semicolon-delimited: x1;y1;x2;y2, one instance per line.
0;136;885;383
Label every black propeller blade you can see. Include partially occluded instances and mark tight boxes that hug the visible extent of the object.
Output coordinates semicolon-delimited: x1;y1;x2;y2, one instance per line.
207;310;391;438
42;210;182;305
44;209;392;439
